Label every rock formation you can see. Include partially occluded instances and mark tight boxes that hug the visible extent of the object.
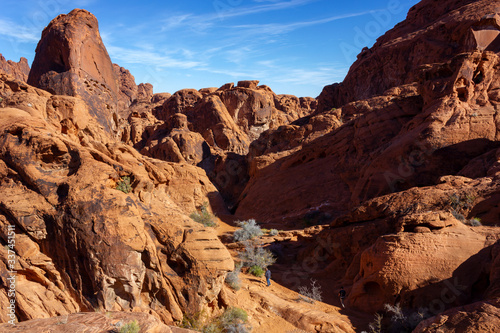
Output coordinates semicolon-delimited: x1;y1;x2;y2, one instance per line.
235;0;500;226
137;80;316;207
0;55;30;82
4;0;500;331
27;9;151;135
0;73;233;325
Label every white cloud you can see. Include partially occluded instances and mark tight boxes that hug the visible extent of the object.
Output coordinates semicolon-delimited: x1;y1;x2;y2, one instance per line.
0;18;39;42
106;45;203;69
233;10;377;36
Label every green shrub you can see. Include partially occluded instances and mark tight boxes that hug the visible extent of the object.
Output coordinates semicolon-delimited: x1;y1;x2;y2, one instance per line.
249;265;264;277
190;203;217;227
269;229;279;236
119;320;140;333
116;176;132;194
233;219;263;242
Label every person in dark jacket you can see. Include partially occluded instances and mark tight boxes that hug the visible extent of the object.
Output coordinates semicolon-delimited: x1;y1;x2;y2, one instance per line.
339;286;346;308
265;268;271;287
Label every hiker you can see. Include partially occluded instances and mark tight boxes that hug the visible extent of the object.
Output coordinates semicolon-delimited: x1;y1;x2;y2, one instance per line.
265;267;271;287
339;287;346;308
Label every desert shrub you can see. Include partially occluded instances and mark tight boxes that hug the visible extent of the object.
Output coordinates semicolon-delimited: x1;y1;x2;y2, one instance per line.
119;320;140;333
367;313;383;333
248;265;264;277
239;241;276;269
269;229;279;236
225;263;242;290
220;307;248;327
298;279;323;303
116;176;132;194
449;192;475;213
466;217;482;226
233;219;263;242
180;311;205;330
190;203;217;227
451;210;465;222
181;308;250;333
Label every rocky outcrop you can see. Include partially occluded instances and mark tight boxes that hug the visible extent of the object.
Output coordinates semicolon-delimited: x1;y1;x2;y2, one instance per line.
0;312;195;332
141;81;316;207
0;54;29;82
236;0;500;225
0;74;233;324
27;9;120;133
317;0;500;111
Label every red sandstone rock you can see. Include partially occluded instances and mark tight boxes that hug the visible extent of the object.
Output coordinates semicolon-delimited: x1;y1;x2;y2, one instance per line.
114;63;138;113
0;75;233;324
0;312;196;332
0;54;30;82
27;9;120;133
317;0;500;111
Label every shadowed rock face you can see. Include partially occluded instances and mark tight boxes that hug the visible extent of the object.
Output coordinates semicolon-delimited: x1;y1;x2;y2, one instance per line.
28;9;120;133
235;0;500;226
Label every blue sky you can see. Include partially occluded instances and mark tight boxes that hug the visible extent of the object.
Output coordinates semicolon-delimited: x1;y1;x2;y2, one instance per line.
0;0;420;97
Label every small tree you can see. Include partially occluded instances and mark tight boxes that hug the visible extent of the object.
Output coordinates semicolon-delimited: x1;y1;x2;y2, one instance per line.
233;219;263;242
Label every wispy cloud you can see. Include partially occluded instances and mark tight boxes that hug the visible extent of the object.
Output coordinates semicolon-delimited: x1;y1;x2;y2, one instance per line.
158;0;318;32
0;18;39;42
233;10;377;35
106;45;203;69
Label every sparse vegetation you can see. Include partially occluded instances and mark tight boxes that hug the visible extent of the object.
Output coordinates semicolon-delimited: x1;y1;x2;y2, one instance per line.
248;265;264;277
449;192;477;225
116;176;132;194
298;279;323;303
181;307;250;333
225;263;242;290
190;203;217;227
119;320;140;333
362;304;429;333
366;313;383;333
269;229;279;236
233;219;263;242
239;241;276;271
466;217;482;227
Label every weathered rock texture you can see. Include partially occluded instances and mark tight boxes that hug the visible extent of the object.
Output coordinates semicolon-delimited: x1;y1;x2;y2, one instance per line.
0;73;233;325
235;0;500;226
0;312;196;333
136;81;316;207
27;9;151;135
0;54;30;82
